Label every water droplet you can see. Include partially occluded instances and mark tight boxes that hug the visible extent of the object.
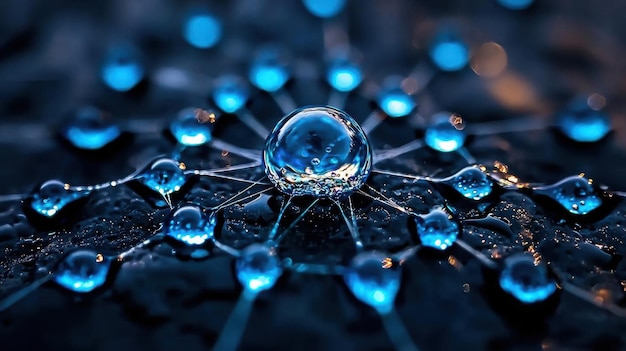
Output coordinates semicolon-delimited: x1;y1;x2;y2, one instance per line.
424;112;466;152
377;77;416;118
182;12;222;49
327;58;362;92
557;100;611;143
497;0;534;10
170;107;213;146
101;45;144;92
139;158;187;196
212;75;250;114
54;250;111;293
263;106;372;197
236;243;283;293
414;209;460;250
61;106;121;150
499;253;557;304
164;205;216;246
301;0;346;18
440;166;494;200
534;175;603;215
429;31;469;72
343;251;401;314
29;180;87;218
249;47;290;93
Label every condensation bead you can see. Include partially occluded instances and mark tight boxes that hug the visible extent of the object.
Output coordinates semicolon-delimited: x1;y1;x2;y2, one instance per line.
441;166;494;200
54;250;110;293
164;205;217;246
534;175;603;215
344;251;400;314
249;47;290;93
499;254;557;304
101;45;144;92
170;107;213;146
29;180;86;218
62;106;121;150
415;209;459;250
212;75;250;114
236;243;283;293
424;112;466;152
139;158;187;196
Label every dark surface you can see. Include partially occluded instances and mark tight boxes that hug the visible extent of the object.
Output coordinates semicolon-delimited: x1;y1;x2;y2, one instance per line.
1;1;626;350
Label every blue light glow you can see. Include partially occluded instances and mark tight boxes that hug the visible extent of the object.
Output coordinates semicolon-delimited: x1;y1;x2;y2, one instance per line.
139;158;187;196
429;39;469;72
377;87;416;118
212;75;250;114
415;209;459;250
183;13;221;49
343;251;400;314
302;0;346;18
558;103;611;143
170;108;213;146
236;243;283;293
327;59;362;92
101;46;144;92
497;0;534;10
442;166;494;200
249;48;290;93
30;180;85;218
535;176;603;215
499;254;557;304
54;250;110;293
62;106;121;150
164;205;216;246
424;113;466;152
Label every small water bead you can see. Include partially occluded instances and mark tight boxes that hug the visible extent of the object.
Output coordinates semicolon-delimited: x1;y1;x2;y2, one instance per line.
424;112;466;152
327;58;362;92
497;0;534;10
170;108;213;146
557;100;611;143
534;176;603;215
415;209;459;250
101;45;144;92
343;251;401;314
301;0;346;18
164;205;217;246
54;250;110;293
236;243;283;293
183;12;222;49
441;166;494;200
212;75;250;114
29;180;86;218
429;32;469;72
249;47;290;93
263;106;372;197
499;254;557;304
139;158;187;196
62;106;121;150
377;77;416;118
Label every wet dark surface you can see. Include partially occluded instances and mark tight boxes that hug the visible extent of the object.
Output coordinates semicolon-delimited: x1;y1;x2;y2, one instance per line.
1;1;626;350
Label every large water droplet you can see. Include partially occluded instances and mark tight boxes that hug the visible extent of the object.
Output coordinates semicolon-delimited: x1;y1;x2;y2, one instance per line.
499;253;556;304
414;208;460;250
170;108;213;146
138;158;187;196
327;58;362;92
182;12;222;49
344;251;400;314
163;205;217;246
236;243;283;293
429;31;469;72
301;0;346;18
533;175;603;215
62;106;121;150
424;112;466;152
440;166;494;200
28;180;87;218
263;106;372;197
212;75;250;114
557;100;611;143
101;45;144;92
249;47;290;93
377;77;416;118
54;250;111;293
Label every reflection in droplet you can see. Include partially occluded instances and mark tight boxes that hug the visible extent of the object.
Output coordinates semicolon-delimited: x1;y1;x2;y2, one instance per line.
414;208;460;250
54;250;111;293
533;175;603;215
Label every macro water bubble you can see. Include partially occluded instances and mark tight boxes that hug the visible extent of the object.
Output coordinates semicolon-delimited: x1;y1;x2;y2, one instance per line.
138;158;187;196
414;208;460;250
534;175;603;215
170;108;213;146
557;100;611;143
54;250;110;293
183;12;222;49
424;112;466;152
62;106;121;150
497;0;534;10
249;47;290;93
377;77;416;118
28;180;87;218
499;253;557;304
344;251;401;314
440;166;494;200
327;58;362;92
236;243;283;293
212;75;250;114
429;32;469;72
164;205;217;246
263;106;372;197
101;45;144;92
302;0;346;18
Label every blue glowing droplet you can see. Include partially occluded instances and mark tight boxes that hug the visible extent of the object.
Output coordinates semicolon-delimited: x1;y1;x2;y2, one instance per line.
212;75;250;114
249;47;290;93
170;108;213;146
415;209;459;250
139;158;187;196
441;166;494;200
29;180;86;218
344;251;400;314
377;78;416;118
263;106;372;197
164;205;216;246
183;13;222;49
499;254;556;304
54;250;110;293
557;101;611;143
302;0;346;18
424;112;466;152
62;106;121;150
327;58;362;92
429;33;469;72
236;243;283;293
497;0;534;10
101;46;144;92
534;176;603;215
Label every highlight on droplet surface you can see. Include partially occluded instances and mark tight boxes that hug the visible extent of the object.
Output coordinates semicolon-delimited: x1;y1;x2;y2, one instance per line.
424;112;466;152
62;106;121;150
236;243;283;293
301;0;346;18
376;76;416;118
327;57;362;92
497;0;534;10
414;208;460;250
101;45;144;92
499;253;557;304
441;166;494;201
28;180;86;218
164;205;217;246
182;12;222;49
249;46;290;93
170;107;214;146
54;250;111;293
533;175;603;215
557;98;611;143
344;251;401;314
429;32;469;72
139;158;187;196
212;75;250;114
263;106;372;198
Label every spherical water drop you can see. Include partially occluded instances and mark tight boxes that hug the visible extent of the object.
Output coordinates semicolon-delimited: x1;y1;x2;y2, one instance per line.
497;0;534;10
139;158;187;196
263;106;372;197
170;108;213;146
377;77;416;118
557;100;611;143
29;180;86;218
429;32;469;72
327;58;362;92
236;243;283;293
164;205;217;246
183;12;222;49
344;251;401;314
415;209;460;250
54;250;110;293
499;254;557;304
534;176;603;215
212;75;250;114
424;112;466;152
302;0;346;18
441;166;494;200
249;47;290;93
101;45;144;92
62;106;121;150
